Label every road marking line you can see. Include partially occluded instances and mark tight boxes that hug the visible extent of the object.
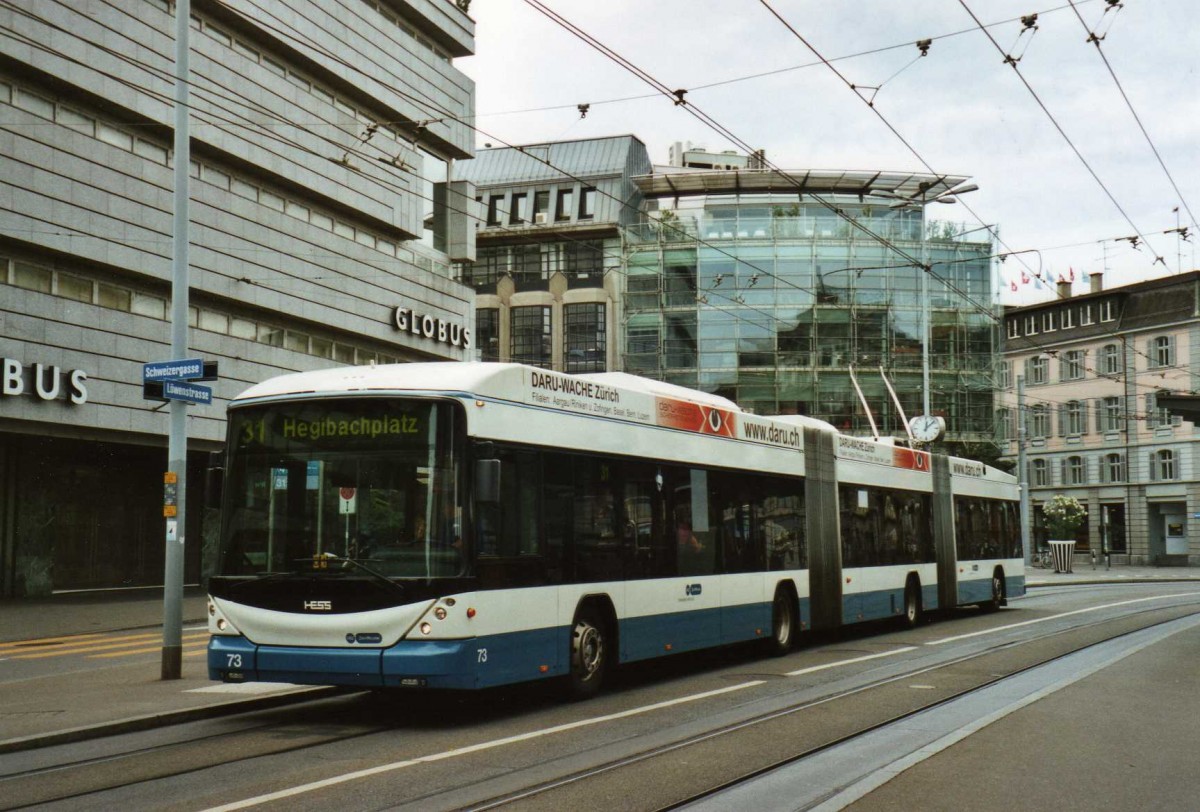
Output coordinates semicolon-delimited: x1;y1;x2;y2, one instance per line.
87;639;210;659
9;632;210;660
0;633;104;651
925;591;1200;645
200;680;766;812
786;647;917;677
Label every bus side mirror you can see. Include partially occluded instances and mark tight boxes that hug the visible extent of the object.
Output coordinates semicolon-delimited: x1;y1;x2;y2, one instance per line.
474;459;501;504
205;452;224;509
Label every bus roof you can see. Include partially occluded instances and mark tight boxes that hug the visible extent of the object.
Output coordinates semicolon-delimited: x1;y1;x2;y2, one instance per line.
232;362;741;410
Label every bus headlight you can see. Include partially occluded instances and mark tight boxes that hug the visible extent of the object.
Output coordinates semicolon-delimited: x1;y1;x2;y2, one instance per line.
420;622;432;635
434;607;447;620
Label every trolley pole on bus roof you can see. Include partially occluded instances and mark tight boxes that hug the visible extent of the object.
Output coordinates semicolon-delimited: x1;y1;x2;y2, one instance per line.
162;0;191;681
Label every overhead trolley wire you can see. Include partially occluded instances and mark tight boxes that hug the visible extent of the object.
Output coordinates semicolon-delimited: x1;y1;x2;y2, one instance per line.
956;0;1168;271
1065;0;1199;238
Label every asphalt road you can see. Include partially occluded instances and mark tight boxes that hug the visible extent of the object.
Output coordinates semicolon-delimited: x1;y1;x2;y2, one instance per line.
5;582;1200;812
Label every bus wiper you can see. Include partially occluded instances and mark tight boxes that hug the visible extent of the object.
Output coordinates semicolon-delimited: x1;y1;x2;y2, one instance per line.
317;553;406;595
227;570;299;591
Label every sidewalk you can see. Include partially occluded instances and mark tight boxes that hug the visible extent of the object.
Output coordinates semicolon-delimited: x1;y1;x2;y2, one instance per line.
2;566;1198;754
1024;561;1200;588
0;587;331;754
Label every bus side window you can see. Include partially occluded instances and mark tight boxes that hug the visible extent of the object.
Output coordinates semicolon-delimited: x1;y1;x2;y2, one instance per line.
486;451;540;558
542;453;572;582
624;462;666;580
573;456;623;582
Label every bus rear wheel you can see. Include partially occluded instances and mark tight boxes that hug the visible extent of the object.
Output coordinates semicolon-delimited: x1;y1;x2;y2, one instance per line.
900;579;922;629
983;569;1005;613
767;587;797;656
567;609;608;700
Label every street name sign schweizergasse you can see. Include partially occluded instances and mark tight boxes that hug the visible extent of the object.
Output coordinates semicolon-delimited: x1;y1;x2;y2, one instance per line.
142;358;218;404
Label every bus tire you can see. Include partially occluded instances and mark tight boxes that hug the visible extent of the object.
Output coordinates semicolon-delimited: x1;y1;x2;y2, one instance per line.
900;577;923;629
767;585;798;656
567;607;608;700
983;568;1005;613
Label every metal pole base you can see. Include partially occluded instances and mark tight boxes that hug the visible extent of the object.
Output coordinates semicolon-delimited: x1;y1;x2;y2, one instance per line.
161;646;183;680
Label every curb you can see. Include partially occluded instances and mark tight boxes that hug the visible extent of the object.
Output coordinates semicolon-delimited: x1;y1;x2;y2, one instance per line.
0;686;340;755
1027;577;1200;588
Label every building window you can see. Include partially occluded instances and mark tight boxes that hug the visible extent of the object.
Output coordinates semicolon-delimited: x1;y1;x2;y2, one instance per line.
1099;343;1121;376
1061;307;1074;328
564;303;606;373
579;187;596;220
1024;315;1038;335
1030;404;1050;438
1061;400;1086;436
1152;449;1177;481
1100;300;1115;322
533;191;549;223
511;306;551;368
509;193;528;225
563;240;604;279
996;408;1014;441
1031;458;1048;487
1007;320;1020;339
487;195;503;226
998;360;1011;389
1027;356;1048;384
1060;350;1084;381
1102;453;1125;483
1146;391;1181;429
1042;311;1056;332
1150;335;1175;368
1063;456;1085;485
1080;304;1094;326
1099;396;1122;432
555;188;573;222
477;308;500;362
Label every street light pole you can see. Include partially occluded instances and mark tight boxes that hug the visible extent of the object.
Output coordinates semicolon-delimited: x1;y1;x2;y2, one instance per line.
914;183;978;427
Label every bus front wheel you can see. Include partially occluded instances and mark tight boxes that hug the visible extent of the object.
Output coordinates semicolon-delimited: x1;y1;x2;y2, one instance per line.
567;609;608;700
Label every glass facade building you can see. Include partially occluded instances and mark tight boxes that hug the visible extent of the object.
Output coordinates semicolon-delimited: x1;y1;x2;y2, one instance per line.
624;170;999;441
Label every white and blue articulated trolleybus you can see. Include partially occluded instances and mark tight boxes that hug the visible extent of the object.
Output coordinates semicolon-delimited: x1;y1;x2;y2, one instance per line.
207;362;1024;697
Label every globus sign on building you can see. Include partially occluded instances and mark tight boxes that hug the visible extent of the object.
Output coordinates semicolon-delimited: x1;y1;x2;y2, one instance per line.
393;306;471;349
2;358;88;405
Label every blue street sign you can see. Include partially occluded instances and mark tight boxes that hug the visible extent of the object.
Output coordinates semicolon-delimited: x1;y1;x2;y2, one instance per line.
144;358;204;382
162;379;212;405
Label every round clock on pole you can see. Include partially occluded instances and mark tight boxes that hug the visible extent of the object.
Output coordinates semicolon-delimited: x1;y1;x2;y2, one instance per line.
909;414;945;443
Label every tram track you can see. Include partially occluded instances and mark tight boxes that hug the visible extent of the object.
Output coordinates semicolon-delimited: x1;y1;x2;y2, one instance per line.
5;591;1199;811
454;599;1200;812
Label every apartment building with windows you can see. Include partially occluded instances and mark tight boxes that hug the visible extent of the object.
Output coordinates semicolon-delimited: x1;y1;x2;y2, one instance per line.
0;0;477;596
454;135;652;372
998;272;1200;565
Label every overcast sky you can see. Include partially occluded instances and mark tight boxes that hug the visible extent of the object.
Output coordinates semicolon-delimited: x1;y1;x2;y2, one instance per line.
458;0;1198;305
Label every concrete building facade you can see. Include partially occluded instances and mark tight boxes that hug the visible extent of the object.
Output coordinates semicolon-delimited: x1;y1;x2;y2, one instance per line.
998;272;1200;565
0;0;476;595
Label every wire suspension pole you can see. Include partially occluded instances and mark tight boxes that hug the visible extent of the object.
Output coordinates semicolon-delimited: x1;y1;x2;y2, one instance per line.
162;0;191;681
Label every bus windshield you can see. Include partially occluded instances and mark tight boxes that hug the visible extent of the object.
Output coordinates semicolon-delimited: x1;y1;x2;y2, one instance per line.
217;398;463;580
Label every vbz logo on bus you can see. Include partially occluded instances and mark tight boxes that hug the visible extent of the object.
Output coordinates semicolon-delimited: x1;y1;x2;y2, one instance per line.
685;583;703;597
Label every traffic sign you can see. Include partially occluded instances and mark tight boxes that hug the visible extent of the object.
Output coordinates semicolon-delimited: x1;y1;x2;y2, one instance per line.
143;358;204;382
162;380;212;405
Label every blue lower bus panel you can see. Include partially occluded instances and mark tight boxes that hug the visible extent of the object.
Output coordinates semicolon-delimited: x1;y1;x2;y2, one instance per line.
208;635;385;686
